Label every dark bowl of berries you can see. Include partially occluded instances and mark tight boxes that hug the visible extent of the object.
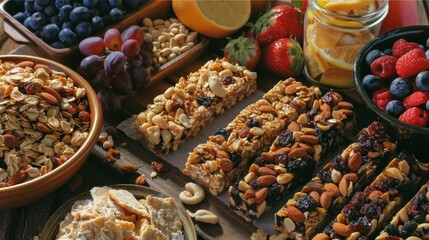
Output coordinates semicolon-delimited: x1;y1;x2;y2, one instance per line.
354;25;429;162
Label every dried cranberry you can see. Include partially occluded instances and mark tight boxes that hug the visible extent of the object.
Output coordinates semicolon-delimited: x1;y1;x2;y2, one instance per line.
375;178;399;192
220;76;236;85
172;102;185;111
197;96;213;106
275;152;288;165
408;204;419;217
25;82;36;94
296;195;317;212
362;203;381;219
278;130;293;147
349;216;371;235
331;156;349;173
384;224;399;236
246;118;261;128
230;152;241;167
254;156;265;166
366;121;386;140
343;204;361;221
317;169;332;183
214;128;230;140
349;192;368;208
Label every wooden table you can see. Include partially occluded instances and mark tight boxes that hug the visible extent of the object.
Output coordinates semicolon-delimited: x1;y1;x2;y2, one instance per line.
0;2;428;240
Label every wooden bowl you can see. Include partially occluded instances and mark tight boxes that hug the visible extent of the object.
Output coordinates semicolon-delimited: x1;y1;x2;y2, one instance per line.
0;55;102;209
40;184;197;240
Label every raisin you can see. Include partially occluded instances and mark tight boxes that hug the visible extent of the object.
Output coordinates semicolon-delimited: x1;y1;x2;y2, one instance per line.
415;213;425;223
421;203;429;214
266;183;280;204
278;130;293;147
214;128;230;140
331;156;349;173
172;102;185;111
246;118;261;128
254;156;265;166
249;179;261;190
384;224;399;236
197;96;213;106
296;195;317;212
275;152;288;165
230;152;241;167
25;82;36;94
317;169;332;183
220;76;236;85
323;222;334;235
349;216;372;235
362;203;381;219
403;221;417;233
413;191;426;206
231;189;242;205
287;159;308;173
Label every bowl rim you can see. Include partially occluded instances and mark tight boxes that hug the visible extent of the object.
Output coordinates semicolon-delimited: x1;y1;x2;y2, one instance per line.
0;55;103;195
354;25;429;135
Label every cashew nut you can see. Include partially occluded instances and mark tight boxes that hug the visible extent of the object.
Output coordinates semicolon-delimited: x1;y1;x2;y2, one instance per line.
209;76;228;97
179;182;205;205
188;209;219;224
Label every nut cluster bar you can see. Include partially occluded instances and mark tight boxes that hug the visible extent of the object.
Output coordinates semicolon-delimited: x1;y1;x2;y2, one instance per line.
316;155;422;240
376;181;429;239
133;58;257;156
183;79;322;195
273;122;396;239
228;91;356;222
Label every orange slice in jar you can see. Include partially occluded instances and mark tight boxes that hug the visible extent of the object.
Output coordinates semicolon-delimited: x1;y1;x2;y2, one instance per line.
324;0;375;13
304;43;330;79
306;23;344;49
319;68;355;88
317;44;364;71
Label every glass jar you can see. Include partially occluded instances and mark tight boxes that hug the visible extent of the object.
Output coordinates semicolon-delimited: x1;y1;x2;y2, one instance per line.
303;0;389;90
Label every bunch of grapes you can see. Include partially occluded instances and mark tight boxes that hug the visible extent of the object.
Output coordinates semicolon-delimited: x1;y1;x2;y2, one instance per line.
78;25;153;116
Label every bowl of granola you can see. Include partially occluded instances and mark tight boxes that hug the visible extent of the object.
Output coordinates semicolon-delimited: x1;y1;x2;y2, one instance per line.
0;55;102;208
40;185;196;240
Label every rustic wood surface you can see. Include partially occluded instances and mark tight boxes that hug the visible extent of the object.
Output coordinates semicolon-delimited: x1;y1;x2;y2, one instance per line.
0;1;428;240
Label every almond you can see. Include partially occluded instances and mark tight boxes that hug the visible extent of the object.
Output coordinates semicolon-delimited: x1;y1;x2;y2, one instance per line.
368;190;383;201
338;108;354;116
338;101;354;109
333;222;352;237
120;163;139;173
220;158;233;173
323;183;340;197
258;167;276;176
42;86;62;103
261;152;274;162
258;105;276;114
339;178;348;197
299;143;314;154
271;147;291;156
6;170;28;185
287;205;305;223
348;152;362;172
309;191;320;204
285;82;301;94
3;133;21;148
61;88;76;97
343;173;358;183
320;191;333;209
135;175;146;185
40;92;59;105
255;187;268;204
288;122;300;132
257;175;276;187
35;122;52;133
17;61;34;68
288;147;307;159
244;189;255;199
239;126;249;138
34;64;53;75
306;182;324;194
299;134;319;144
313;233;329;240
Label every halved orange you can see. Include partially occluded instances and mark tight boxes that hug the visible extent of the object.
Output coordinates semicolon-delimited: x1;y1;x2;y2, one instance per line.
172;0;251;38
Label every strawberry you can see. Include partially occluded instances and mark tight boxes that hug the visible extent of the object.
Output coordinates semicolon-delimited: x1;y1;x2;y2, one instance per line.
253;4;303;46
224;36;261;71
261;38;304;78
292;0;308;13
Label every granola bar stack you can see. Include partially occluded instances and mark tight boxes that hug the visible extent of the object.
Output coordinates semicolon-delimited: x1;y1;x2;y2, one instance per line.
273;122;396;239
133;58;257;156
316;154;424;240
183;79;322;195
228;91;356;222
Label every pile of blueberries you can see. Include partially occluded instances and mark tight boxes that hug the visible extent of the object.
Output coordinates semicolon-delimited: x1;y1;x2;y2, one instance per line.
12;0;148;48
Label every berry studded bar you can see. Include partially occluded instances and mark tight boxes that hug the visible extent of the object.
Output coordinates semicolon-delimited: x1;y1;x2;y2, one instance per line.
183;79;322;195
228;91;356;222
376;181;429;240
273;122;396;239
133;58;257;156
315;155;423;240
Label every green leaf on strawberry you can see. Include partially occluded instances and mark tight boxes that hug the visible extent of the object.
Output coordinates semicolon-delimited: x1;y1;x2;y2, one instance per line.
223;36;261;71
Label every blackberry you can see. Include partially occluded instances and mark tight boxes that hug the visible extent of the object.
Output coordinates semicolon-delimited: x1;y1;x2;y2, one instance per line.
296;195;317;212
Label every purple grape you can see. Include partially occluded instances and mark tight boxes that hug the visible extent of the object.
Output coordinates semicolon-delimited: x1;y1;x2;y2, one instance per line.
104;51;126;74
91;69;111;89
140;49;153;68
110;70;133;95
97;88;121;116
80;55;103;77
129;66;150;90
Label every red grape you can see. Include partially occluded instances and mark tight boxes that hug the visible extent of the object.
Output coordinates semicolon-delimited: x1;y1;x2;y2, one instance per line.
97;88;122;116
121;39;140;57
110;69;133;95
104;28;123;51
80;55;103;77
104;51;126;74
79;37;106;56
129;66;151;90
121;25;144;45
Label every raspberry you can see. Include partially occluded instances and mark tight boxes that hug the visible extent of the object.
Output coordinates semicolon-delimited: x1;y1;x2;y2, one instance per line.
372;88;392;110
403;91;429;108
370;55;397;79
392;39;420;58
399;107;427;127
396;49;429;78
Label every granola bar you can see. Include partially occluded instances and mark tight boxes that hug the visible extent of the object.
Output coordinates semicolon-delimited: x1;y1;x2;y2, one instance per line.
133;58;257;156
376;181;429;239
273;122;396;239
316;154;424;240
228;91;356;222
183;79;322;195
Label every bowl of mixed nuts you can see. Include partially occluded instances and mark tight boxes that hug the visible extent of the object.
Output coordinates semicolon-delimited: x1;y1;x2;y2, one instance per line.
0;55;102;208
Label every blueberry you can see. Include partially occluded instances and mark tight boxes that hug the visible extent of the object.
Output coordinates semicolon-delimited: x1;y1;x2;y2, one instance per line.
24;0;35;13
383;48;393;55
33;2;45;12
75;22;93;39
30;12;46;31
386;100;405;117
403;221;417;232
124;0;139;9
365;49;383;67
384;224;399;236
35;0;50;6
70;6;91;23
59;28;77;47
59;5;72;21
13;12;27;23
362;74;382;92
44;5;58;17
23;16;33;30
426;100;429;111
89;9;100;17
390;77;412;99
55;0;71;9
62;21;74;29
73;2;82;7
416;71;429;91
41;23;60;42
97;0;112;14
83;0;99;8
109;0;122;7
102;14;111;26
109;8;123;23
51;41;64;49
50;15;62;27
91;16;104;32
